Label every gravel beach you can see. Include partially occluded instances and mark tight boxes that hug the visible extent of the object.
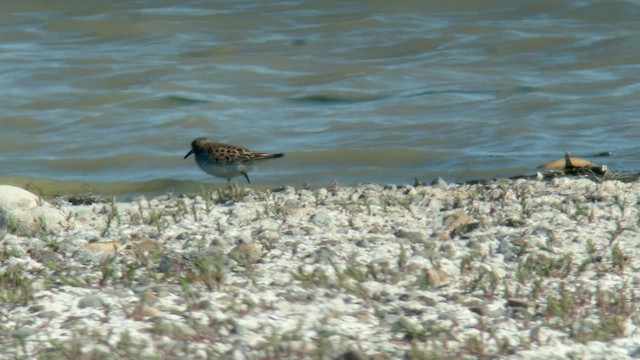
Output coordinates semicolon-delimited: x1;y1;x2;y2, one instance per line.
1;178;640;359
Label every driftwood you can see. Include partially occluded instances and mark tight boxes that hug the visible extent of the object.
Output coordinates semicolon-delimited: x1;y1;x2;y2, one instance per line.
537;151;607;176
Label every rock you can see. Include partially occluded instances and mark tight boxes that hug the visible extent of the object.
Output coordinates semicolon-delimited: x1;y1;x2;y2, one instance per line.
401;301;427;316
395;229;428;244
425;268;449;288
415;293;438;306
37;310;61;319
78;294;106;309
0;185;67;235
355;239;368;248
228;243;262;265
31;250;63;266
29;304;46;313
59;193;106;205
443;211;478;235
85;241;123;253
311;246;333;263
337;349;367;360
310;211;332;226
434;232;452;241
134;305;163;319
12;327;36;339
506;298;534;309
431;177;448;188
468;305;490;316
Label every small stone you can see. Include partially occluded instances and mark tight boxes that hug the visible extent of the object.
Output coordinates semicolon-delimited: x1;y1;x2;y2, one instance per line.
425;269;449;288
78;294;106;309
85;241;122;253
137;305;163;318
337;349;367;360
434;232;452;241
506;298;533;309
501;218;527;227
401;301;426;316
228;243;262;265
431;177;448;187
468;306;490;316
281;205;300;216
463;298;483;307
156;289;171;298
131;238;160;253
415;294;438;306
394;229;428;244
312;246;333;263
406;262;424;273
140;290;158;303
284;199;300;208
157;254;178;273
29;304;46;313
310;211;332;226
12;327;36;339
37;310;61;319
195;300;212;310
443;211;478;234
467;239;483;250
33;250;63;266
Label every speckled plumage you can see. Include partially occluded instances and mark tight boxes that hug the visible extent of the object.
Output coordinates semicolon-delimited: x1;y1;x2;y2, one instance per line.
184;137;284;183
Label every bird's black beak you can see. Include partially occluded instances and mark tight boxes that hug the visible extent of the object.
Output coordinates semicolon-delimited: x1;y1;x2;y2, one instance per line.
184;149;194;159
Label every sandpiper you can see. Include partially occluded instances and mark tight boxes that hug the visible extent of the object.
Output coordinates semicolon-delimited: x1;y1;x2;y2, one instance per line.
184;137;284;183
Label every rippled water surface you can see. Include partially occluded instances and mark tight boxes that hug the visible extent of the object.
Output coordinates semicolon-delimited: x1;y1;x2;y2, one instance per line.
1;0;639;195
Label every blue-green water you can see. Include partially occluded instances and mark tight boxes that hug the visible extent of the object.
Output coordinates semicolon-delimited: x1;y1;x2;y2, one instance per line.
1;0;638;194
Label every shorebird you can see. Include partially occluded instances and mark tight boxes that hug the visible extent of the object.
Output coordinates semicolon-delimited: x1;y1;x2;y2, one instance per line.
184;137;284;183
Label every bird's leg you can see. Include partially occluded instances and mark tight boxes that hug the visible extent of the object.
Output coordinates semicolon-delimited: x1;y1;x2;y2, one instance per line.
241;172;251;184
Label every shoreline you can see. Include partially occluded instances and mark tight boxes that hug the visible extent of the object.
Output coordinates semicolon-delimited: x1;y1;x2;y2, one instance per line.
1;177;640;359
2;158;637;199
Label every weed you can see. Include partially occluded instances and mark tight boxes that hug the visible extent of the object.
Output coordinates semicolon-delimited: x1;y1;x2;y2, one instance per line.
215;183;249;204
571;204;590;221
36;216;48;234
5;214;18;233
0;245;25;261
459;251;478;275
461;334;486;357
41;236;61;252
343;265;368;283
406;343;455;360
520;199;532;218
398;245;407;271
101;198;121;236
99;254;117;286
257;324;308;359
193;255;225;290
290;266;331;289
516;253;572;281
0;264;36;309
611;243;626;274
463;267;500;298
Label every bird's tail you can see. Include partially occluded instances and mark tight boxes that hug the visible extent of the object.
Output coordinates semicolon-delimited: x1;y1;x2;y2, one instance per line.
257;153;284;160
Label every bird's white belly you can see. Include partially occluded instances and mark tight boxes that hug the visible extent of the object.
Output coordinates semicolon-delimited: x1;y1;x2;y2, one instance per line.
196;161;253;179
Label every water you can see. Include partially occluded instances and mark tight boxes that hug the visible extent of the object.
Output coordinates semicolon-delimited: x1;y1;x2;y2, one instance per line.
1;0;639;195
